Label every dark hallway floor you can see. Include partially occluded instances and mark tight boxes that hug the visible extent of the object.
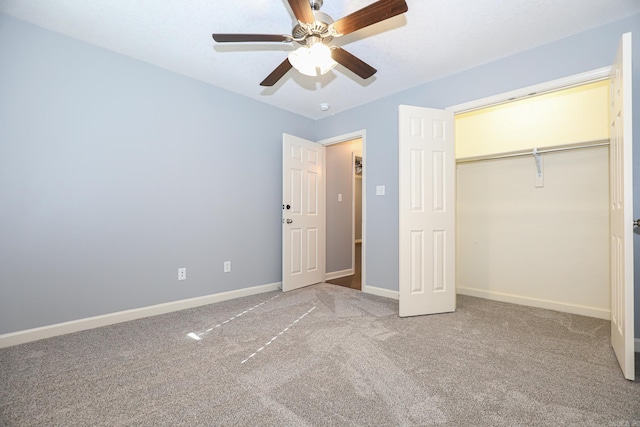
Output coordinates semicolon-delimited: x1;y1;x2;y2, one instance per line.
326;242;361;290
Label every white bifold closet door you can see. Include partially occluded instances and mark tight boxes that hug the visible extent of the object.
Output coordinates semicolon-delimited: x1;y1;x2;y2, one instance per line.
398;105;456;317
609;32;634;381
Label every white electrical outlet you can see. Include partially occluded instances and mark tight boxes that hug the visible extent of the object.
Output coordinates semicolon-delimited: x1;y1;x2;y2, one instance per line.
178;268;186;281
224;261;231;273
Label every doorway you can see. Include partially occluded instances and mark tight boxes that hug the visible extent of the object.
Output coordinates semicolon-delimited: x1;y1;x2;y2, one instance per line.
320;133;365;291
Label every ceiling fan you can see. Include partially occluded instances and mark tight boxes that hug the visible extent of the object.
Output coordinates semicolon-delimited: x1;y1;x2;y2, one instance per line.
212;0;408;87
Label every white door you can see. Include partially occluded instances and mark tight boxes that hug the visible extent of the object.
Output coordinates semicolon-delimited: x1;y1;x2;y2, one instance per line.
282;134;325;292
609;33;634;381
399;106;456;317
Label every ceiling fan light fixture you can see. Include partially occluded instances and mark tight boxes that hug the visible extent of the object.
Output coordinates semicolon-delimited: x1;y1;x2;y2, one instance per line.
213;0;409;86
288;43;336;77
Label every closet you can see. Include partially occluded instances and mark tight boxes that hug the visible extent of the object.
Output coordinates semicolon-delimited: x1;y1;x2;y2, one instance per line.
455;80;611;319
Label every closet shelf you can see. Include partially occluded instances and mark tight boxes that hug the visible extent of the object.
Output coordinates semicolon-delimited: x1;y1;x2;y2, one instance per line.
456;139;609;164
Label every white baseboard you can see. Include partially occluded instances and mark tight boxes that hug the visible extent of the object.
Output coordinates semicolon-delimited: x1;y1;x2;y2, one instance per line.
362;284;399;300
0;282;281;349
325;268;354;281
457;286;610;320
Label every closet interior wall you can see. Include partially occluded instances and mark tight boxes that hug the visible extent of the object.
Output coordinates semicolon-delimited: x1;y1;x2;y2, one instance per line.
455;80;611;319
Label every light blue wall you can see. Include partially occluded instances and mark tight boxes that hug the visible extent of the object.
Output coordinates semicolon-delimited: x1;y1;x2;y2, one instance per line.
2;12;639;339
0;14;314;334
315;14;640;338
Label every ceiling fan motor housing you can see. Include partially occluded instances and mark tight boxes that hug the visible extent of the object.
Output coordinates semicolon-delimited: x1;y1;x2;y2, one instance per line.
309;0;323;10
292;10;334;45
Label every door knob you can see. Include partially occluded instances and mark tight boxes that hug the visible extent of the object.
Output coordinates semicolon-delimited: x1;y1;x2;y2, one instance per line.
286;219;293;224
634;219;640;227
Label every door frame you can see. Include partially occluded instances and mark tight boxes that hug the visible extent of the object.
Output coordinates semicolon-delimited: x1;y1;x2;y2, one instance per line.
353;150;363;247
319;130;367;292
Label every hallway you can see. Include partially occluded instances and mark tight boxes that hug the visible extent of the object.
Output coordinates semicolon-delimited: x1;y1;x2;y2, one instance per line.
326;242;361;290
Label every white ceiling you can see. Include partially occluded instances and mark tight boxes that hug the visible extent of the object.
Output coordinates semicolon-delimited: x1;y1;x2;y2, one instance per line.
1;0;639;119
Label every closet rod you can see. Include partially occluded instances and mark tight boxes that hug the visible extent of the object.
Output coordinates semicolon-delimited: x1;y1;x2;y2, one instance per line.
456;139;609;164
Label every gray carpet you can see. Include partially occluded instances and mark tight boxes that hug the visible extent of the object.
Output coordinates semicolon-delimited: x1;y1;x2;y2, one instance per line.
1;283;639;426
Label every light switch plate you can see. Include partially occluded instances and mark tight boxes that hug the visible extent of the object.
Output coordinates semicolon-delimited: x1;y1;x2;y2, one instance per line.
376;185;385;196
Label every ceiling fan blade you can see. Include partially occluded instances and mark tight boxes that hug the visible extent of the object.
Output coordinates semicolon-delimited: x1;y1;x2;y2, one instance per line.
260;58;293;87
332;0;408;36
287;0;315;25
212;34;292;43
331;47;377;79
